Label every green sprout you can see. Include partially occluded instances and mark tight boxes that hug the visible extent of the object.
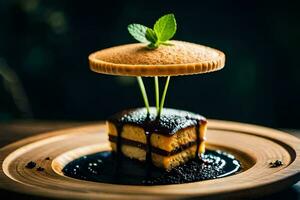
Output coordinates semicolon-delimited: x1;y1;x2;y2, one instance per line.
129;14;176;117
158;76;170;117
154;76;159;114
136;76;150;114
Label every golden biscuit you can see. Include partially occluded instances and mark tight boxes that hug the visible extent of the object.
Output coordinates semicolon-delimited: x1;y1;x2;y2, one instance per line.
89;40;225;76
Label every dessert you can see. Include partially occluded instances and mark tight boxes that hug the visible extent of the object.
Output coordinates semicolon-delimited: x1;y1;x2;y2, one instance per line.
64;14;241;186
107;108;207;170
87;14;225;171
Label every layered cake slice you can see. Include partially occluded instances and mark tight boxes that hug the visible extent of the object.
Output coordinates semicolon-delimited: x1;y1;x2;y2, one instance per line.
107;107;207;171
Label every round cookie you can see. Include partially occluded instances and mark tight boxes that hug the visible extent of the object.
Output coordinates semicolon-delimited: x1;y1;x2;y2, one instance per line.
89;40;225;77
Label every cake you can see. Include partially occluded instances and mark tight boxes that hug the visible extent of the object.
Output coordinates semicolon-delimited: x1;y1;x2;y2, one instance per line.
107;107;207;170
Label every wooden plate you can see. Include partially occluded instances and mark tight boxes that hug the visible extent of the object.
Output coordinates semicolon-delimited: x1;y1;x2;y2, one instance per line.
0;120;299;199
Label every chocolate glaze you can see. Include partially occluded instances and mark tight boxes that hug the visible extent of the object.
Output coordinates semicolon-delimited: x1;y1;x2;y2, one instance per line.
108;107;206;135
62;150;241;185
108;107;206;166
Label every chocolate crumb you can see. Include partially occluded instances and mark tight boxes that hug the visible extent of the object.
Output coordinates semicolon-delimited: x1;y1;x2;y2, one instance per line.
25;161;36;169
269;160;283;168
37;167;45;171
45;157;51;160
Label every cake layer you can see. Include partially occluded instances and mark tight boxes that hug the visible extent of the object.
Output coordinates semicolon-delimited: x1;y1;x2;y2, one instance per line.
110;142;205;170
107;122;206;152
109;135;197;156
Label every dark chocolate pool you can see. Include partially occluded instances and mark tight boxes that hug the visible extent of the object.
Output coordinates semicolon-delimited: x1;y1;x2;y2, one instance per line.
63;150;241;185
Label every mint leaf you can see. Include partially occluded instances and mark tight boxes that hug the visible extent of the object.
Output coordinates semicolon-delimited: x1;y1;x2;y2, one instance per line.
127;24;148;43
145;28;158;45
154;14;177;42
127;14;177;49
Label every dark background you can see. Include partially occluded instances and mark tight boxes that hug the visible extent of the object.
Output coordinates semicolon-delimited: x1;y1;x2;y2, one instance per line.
0;0;299;128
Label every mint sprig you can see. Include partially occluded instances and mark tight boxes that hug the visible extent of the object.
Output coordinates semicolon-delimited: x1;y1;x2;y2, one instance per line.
129;14;175;117
128;13;177;49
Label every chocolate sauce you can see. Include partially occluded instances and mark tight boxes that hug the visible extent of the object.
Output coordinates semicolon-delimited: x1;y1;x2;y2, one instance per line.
63;150;241;185
115;123;123;156
108;108;206;165
195;122;200;158
145;131;152;167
